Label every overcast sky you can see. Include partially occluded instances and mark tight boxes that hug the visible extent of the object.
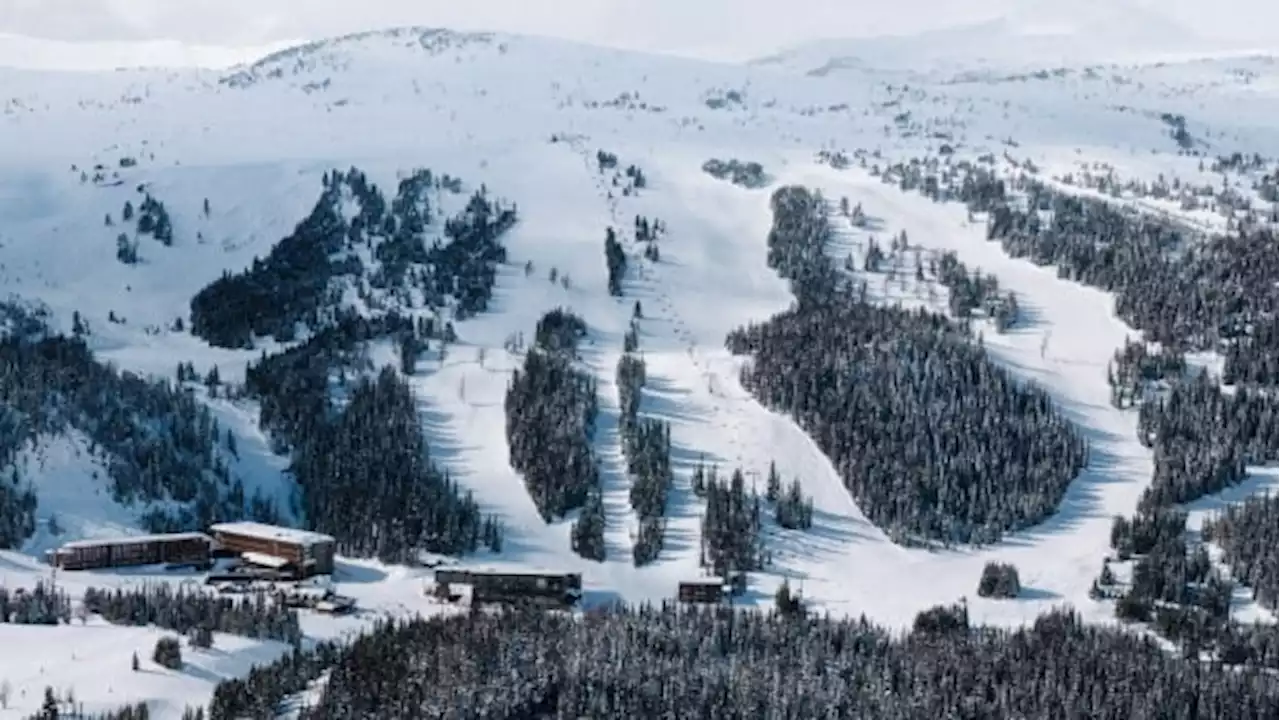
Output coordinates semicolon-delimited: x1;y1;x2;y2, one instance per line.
1;0;1275;61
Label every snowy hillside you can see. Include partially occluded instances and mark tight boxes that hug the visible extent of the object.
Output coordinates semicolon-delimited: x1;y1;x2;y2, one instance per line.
0;24;1276;717
755;0;1246;73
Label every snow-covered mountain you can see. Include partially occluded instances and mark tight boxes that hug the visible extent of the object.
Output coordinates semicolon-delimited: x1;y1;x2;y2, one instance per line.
0;31;294;70
0;24;1275;717
756;0;1248;74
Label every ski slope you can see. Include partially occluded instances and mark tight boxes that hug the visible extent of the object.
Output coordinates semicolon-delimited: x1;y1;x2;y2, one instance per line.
0;27;1275;711
0;620;290;720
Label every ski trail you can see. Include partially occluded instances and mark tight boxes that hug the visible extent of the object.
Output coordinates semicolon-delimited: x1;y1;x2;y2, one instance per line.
783;163;1157;626
563;134;640;564
582;342;640;564
562;136;738;569
567;143;899;582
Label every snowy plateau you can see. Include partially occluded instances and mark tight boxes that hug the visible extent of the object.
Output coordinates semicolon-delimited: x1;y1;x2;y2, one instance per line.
0;23;1276;718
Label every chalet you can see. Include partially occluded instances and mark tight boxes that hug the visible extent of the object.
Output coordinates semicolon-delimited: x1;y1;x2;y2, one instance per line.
209;521;336;579
433;567;583;608
48;533;211;571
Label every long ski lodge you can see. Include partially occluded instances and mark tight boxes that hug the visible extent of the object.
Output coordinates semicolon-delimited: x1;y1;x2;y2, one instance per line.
47;521;337;579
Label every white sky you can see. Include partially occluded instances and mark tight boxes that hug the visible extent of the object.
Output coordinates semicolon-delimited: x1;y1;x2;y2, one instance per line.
1;0;1275;61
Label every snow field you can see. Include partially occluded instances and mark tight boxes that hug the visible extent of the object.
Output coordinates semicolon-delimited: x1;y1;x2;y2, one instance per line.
0;32;1270;709
0;621;290;720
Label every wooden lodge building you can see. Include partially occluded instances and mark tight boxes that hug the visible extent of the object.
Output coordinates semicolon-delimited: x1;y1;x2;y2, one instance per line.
48;532;212;571
434;567;583;608
678;574;746;604
678;579;726;604
209;521;336;578
49;521;337;578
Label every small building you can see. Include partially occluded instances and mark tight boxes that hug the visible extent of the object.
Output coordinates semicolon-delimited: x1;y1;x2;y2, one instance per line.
209;521;336;578
49;532;211;571
314;595;357;615
678;579;726;605
434;567;582;608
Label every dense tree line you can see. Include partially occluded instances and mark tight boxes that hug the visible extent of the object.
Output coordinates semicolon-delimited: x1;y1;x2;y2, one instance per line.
0;315;261;542
693;462;764;574
974;173;1278;658
195;603;1277;720
1106;337;1186;409
982;175;1278;385
246;323;502;561
896;159;1279;662
1135;372;1277;512
1203;495;1278;612
764;461;813;531
977;562;1022;598
701;158;770;188
616;318;674;566
604;227;627;296
571;488;606;562
82;584;302;644
190;167;515;348
0;468;37;548
934;249;1018;331
206;642;344;720
152;635;184;669
505;309;600;528
294;364;502;559
0;583;71;624
727;186;1088;545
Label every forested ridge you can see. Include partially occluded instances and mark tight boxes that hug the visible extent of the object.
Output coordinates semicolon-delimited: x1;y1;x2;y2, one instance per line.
82;584;302;644
0;304;266;546
243;316;503;562
190;167;514;349
184;165;520;562
878;154;1278;663
1203;495;1278;612
196;603;1276;719
726;185;1088;545
502;308;603;560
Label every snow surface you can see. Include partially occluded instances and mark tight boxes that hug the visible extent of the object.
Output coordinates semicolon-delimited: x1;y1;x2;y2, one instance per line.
0;32;297;71
0;622;289;720
209;522;332;547
0;25;1275;717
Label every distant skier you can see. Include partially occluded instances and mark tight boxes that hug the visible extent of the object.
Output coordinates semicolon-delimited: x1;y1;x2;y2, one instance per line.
1040;330;1052;360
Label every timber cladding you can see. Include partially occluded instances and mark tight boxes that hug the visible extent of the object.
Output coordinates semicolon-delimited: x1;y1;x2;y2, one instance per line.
209;522;337;577
678;581;725;604
51;533;211;571
434;568;583;607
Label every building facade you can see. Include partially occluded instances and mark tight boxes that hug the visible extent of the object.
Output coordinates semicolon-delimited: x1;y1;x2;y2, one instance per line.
50;533;211;571
678;579;726;604
434;567;583;608
208;521;336;578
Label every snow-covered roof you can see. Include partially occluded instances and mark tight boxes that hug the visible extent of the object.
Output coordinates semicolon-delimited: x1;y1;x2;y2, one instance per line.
210;521;334;547
240;551;291;569
436;565;579;578
59;532;210;550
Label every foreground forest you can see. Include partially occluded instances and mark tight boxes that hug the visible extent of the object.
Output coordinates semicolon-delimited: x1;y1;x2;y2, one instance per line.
198;603;1276;720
